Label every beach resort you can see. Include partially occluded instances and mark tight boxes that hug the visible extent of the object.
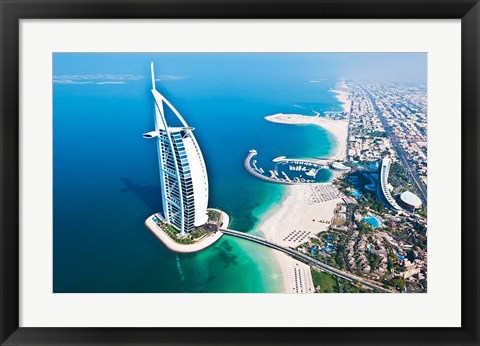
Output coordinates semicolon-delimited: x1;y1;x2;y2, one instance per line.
53;53;427;294
143;73;427;293
239;81;427;293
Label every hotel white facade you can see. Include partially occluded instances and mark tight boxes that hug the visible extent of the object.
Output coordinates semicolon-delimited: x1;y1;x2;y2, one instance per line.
379;157;402;211
143;63;209;236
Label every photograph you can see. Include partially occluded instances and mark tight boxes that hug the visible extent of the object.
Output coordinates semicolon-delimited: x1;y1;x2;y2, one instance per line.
53;52;428;294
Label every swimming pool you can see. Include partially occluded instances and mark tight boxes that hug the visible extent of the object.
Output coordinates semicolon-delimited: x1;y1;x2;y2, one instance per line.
361;216;382;229
350;190;363;199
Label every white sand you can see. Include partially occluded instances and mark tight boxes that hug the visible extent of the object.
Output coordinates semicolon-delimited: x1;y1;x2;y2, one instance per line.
257;185;344;293
265;113;348;161
273;250;314;293
331;80;352;114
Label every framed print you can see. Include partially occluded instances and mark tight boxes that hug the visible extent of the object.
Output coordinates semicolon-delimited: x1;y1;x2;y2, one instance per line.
1;0;479;345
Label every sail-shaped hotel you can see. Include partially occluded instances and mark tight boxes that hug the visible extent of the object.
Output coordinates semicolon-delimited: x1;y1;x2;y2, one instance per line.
143;63;209;237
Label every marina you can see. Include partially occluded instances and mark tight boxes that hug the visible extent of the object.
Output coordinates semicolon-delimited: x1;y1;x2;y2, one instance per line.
244;149;332;185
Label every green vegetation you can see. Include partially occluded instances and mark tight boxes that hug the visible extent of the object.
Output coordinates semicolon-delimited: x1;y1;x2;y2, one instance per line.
311;269;339;293
413;229;427;249
304;231;348;270
154;209;225;245
357;191;385;214
190;227;207;240
420;278;427;290
366;252;381;272
386;249;398;273
155;219;194;244
207;209;222;225
174;236;195;245
417;209;427;217
340;281;370;293
335;234;347;270
311;268;370;293
358;221;373;233
391;221;427;249
385;276;405;292
389;161;410;190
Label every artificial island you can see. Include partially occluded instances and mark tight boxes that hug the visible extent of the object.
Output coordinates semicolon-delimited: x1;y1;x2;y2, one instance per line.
143;63;229;253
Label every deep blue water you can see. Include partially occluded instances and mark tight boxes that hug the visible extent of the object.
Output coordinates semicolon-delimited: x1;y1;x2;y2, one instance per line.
53;53;343;293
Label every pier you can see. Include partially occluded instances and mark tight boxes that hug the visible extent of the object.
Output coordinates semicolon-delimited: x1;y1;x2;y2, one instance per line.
244;150;330;185
243;150;296;185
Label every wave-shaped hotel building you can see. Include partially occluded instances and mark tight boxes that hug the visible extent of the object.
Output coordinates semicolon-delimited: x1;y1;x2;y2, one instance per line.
379;157;402;211
143;63;209;237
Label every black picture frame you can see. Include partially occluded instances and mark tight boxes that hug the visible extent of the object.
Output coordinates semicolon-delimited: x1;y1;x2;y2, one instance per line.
1;1;479;345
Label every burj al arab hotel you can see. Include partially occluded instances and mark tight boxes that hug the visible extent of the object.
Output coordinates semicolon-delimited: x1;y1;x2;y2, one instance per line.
143;63;209;237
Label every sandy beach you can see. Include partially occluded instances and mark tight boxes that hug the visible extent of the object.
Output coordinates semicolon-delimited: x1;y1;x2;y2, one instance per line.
259;85;350;293
331;80;352;114
257;184;345;293
265;113;348;161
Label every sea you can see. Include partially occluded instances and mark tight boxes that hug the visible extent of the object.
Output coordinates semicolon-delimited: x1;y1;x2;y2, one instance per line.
53;53;344;293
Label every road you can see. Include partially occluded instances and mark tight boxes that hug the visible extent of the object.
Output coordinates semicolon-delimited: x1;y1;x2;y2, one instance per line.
220;228;392;293
360;85;428;209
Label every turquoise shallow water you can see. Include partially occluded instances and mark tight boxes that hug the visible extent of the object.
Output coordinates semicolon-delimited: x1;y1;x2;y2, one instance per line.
53;53;343;293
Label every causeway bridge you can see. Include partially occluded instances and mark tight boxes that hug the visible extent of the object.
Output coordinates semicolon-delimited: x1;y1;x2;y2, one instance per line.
220;228;391;293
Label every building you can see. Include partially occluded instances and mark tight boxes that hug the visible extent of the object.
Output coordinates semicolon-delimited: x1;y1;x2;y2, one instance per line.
143;63;208;236
331;162;351;172
399;191;423;210
378;157;402;211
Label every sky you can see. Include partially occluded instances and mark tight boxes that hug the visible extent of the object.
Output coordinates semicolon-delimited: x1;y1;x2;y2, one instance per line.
53;53;427;84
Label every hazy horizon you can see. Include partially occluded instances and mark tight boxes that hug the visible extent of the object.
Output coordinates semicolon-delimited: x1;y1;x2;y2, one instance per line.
54;52;427;84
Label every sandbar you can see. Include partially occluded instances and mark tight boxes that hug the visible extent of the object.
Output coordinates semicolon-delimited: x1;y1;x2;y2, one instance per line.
265;113;348;161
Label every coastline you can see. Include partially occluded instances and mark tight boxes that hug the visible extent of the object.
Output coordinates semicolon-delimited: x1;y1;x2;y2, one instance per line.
256;184;343;293
331;80;352;114
265;113;348;161
258;85;350;293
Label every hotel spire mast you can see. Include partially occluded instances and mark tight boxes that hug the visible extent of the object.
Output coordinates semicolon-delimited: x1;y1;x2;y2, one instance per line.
144;63;209;236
